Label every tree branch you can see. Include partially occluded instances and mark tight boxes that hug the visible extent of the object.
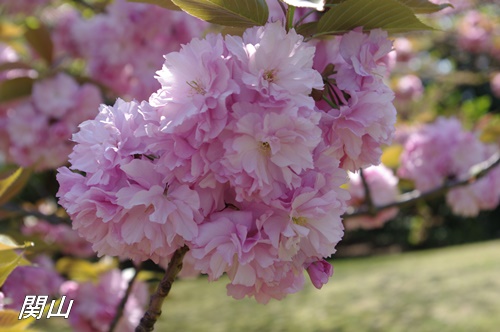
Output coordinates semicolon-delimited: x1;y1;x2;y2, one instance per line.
359;169;376;215
1;202;72;225
344;151;500;218
135;246;189;332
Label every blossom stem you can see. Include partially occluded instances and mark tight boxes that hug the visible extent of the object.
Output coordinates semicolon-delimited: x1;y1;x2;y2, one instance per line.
286;6;296;32
135;246;189;332
321;94;337;109
294;9;316;28
109;265;140;332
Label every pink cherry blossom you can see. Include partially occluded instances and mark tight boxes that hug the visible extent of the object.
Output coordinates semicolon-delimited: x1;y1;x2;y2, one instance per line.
150;33;239;147
306;260;333;289
336;28;394;92
221;103;321;202
226;21;323;108
320;89;396;170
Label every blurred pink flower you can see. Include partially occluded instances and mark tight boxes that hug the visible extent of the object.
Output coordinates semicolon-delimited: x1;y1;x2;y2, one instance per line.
60;269;148;332
394;74;424;101
399;117;500;217
57;0;208;100
2;256;64;310
2;73;101;170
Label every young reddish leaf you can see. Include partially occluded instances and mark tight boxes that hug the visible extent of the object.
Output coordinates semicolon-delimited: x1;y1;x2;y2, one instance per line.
171;0;269;27
0;77;34;103
24;22;54;65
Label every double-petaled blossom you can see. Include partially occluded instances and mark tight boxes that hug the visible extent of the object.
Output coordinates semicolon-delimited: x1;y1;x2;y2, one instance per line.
58;99;203;263
150;34;239;147
226;22;323;108
221;102;322;202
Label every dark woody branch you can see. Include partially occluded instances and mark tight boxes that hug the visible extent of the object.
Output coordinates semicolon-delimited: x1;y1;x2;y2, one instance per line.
135;245;189;332
344;151;500;219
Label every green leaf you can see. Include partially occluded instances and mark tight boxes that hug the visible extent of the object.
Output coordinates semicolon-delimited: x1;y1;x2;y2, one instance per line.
296;21;318;37
24;22;53;65
0;248;30;287
326;0;452;13
171;0;269;27
127;0;181;10
0;235;34;251
397;0;452;14
0;167;32;206
0;77;34;103
317;0;434;35
0;309;37;331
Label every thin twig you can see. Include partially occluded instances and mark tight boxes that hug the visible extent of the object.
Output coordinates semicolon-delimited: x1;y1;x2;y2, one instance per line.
135;246;189;332
70;0;102;12
359;169;376;215
344;151;500;218
109;265;141;332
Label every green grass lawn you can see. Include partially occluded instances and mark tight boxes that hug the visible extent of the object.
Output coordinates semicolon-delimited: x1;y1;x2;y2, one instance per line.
41;240;500;331
157;240;500;332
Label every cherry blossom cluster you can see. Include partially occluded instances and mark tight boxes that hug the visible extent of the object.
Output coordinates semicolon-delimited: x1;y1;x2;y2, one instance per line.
399;117;500;217
51;0;208;100
57;22;396;303
345;164;400;230
0;73;101;171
